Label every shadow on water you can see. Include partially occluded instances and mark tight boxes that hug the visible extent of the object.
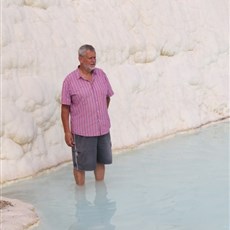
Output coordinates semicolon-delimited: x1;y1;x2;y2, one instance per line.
69;182;116;230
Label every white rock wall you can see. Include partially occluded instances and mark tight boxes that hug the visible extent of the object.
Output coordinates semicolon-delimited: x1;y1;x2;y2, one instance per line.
1;0;229;184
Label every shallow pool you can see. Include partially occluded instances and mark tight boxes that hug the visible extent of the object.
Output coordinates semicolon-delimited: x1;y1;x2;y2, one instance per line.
2;121;229;230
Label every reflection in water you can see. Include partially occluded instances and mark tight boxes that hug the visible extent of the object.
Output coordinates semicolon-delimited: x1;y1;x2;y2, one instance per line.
2;122;228;230
69;182;116;230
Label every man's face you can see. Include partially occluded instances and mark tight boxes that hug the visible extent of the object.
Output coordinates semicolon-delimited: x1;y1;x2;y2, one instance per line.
80;50;96;72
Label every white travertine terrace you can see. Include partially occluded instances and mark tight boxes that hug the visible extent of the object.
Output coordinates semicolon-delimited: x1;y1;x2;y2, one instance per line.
0;197;39;230
1;0;229;184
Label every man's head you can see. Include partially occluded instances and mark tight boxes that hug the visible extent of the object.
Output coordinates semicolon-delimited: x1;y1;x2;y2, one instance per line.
78;44;96;72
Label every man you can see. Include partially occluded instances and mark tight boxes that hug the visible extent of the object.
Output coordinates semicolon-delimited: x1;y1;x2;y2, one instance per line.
61;44;114;186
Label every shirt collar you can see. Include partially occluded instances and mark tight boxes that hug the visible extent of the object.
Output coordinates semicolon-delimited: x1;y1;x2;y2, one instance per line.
75;66;81;79
76;65;96;80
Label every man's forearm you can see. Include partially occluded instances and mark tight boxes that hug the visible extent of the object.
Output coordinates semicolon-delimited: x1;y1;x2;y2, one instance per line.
61;105;71;133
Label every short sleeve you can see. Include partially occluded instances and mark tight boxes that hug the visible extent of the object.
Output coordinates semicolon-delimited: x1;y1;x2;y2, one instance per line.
107;80;114;97
61;79;71;105
103;73;114;97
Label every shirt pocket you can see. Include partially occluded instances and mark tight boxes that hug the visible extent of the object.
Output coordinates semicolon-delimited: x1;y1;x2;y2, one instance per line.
71;89;91;106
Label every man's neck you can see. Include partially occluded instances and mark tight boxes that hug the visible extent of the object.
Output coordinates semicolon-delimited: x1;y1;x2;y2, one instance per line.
79;66;93;81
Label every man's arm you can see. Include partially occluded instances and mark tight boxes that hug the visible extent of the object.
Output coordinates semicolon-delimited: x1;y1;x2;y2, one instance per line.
106;97;111;108
61;104;74;147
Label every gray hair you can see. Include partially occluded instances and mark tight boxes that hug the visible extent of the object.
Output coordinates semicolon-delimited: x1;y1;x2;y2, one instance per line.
78;44;95;57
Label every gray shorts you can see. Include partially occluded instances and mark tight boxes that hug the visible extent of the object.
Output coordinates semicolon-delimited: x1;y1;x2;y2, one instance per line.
72;133;112;171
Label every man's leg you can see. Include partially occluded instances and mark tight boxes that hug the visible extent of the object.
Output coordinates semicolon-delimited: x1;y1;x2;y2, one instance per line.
73;169;85;186
94;163;105;181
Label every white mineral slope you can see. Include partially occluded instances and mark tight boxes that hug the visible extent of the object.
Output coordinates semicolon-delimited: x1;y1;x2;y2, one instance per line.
0;197;39;230
1;0;229;183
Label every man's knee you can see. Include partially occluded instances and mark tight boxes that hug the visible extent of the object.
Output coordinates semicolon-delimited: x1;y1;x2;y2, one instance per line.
94;164;105;181
73;169;85;186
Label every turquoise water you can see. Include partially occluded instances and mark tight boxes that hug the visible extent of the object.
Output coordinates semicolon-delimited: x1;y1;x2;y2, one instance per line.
2;121;229;230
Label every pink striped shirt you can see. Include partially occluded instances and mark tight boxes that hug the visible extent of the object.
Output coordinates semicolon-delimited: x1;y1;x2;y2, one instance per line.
61;67;114;136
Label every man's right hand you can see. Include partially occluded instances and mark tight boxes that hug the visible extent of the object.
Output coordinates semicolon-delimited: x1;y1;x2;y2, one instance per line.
65;132;75;147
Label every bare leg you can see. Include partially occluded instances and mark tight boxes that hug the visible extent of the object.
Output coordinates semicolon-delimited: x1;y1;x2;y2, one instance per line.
73;169;85;186
94;163;105;181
